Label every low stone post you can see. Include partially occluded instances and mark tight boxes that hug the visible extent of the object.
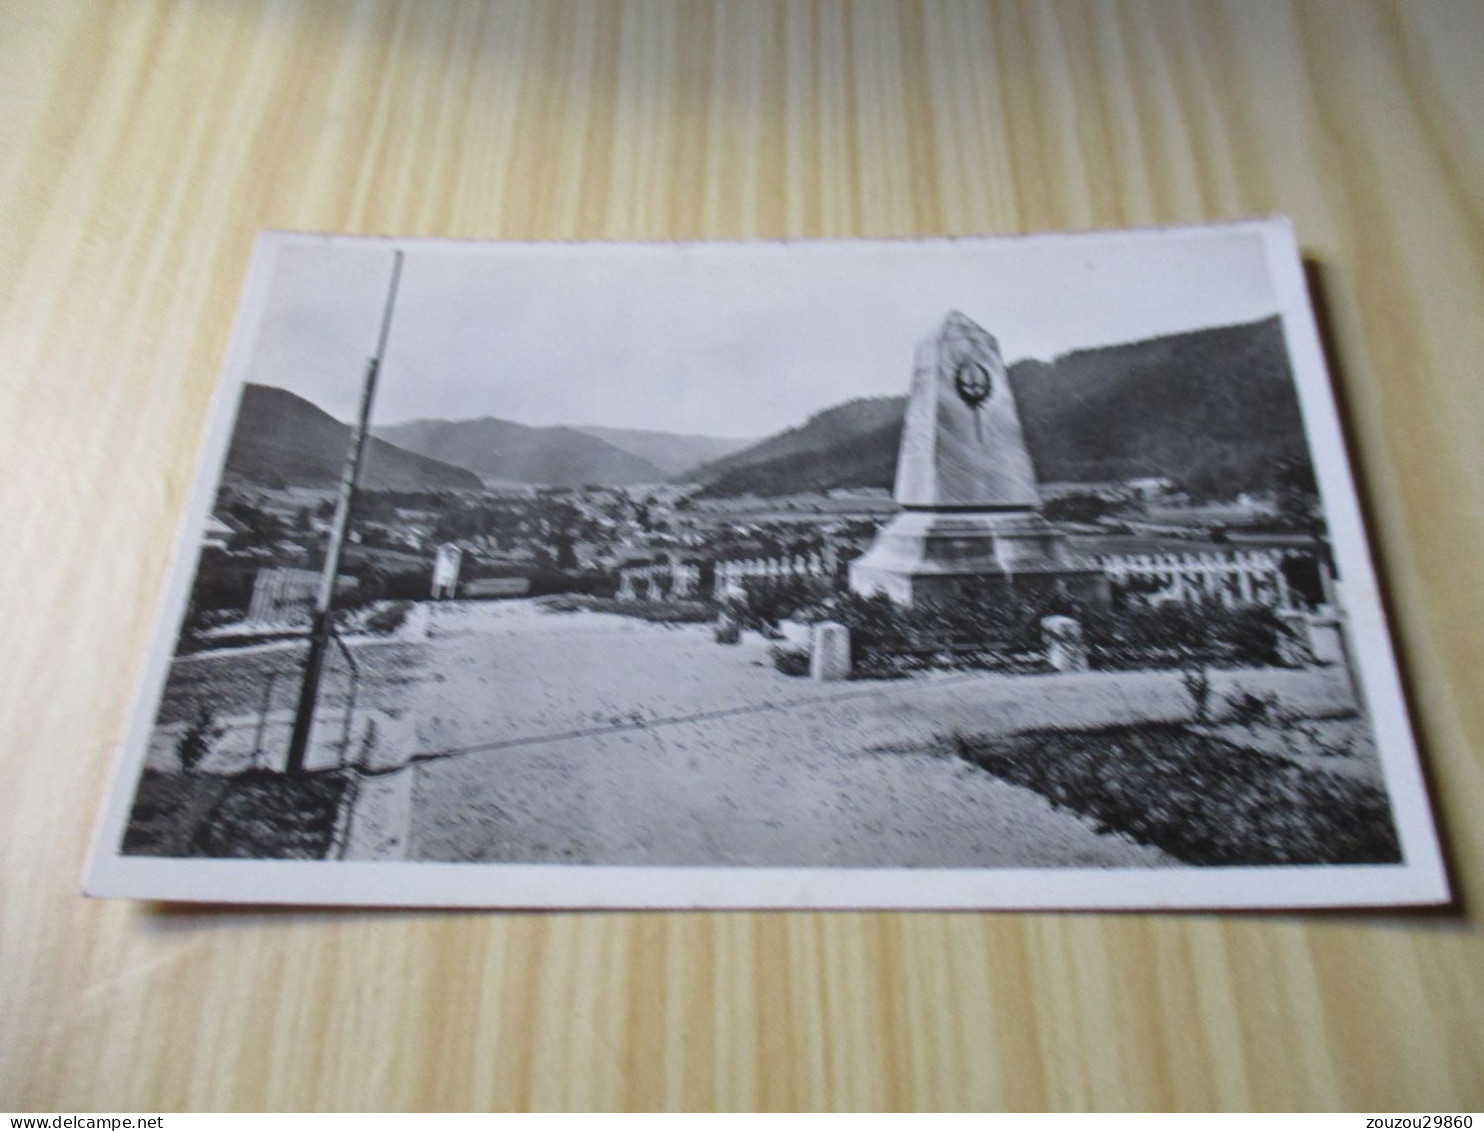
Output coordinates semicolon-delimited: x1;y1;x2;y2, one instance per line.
1304;613;1346;666
714;609;741;645
431;543;463;600
810;621;851;681
1041;614;1088;673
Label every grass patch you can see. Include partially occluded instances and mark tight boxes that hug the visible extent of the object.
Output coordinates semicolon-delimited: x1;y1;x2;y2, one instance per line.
123;769;350;859
953;721;1400;866
156;642;423;726
537;595;715;624
770;645;812;677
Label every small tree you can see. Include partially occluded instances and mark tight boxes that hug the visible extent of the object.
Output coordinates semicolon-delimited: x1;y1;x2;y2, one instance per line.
1181;664;1213;724
1225;686;1279;731
177;703;221;773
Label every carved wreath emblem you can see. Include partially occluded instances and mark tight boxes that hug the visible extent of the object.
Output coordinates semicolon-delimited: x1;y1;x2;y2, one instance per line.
954;358;993;409
954;358;994;441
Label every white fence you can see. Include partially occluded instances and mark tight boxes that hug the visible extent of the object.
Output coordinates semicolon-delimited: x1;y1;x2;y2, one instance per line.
246;567;360;627
246;567;321;627
615;545;1298;612
712;552;831;599
616;551;836;603
1098;548;1294;610
615;560;704;601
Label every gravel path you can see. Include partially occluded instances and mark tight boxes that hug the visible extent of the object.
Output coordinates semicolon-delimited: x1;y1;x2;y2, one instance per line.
391;601;1359;867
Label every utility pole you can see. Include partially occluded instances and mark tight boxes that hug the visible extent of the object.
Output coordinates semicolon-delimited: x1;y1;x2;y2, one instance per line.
285;250;404;775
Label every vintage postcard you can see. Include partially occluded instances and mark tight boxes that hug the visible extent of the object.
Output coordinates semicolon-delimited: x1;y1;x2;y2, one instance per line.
85;220;1449;909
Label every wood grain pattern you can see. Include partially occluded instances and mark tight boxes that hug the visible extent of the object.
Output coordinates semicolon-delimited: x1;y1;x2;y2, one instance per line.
2;0;1481;1112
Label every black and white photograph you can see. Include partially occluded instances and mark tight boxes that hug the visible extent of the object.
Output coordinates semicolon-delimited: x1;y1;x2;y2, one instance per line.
85;220;1447;909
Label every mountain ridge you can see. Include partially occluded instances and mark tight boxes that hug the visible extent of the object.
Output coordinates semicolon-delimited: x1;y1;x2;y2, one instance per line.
228;317;1306;499
374;416;670;487
571;424;754;477
224;384;484;492
690;317;1309;500
685;396;908;487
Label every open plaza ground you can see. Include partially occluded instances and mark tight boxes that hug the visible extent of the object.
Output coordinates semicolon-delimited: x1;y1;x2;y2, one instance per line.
238;598;1376;869
136;597;1384;867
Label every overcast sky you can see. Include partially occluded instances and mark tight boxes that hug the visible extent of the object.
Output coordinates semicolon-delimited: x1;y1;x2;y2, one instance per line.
244;227;1281;440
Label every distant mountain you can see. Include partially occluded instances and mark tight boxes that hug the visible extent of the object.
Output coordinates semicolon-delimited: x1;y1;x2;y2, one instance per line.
687;397;908;491
374;417;668;487
699;419;907;500
1012;316;1309;495
691;317;1310;500
571;425;754;478
223;384;483;492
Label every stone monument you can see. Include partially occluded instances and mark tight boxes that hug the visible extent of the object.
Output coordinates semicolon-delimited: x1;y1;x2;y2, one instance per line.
849;311;1106;606
809;621;852;682
1041;615;1089;672
431;543;463;600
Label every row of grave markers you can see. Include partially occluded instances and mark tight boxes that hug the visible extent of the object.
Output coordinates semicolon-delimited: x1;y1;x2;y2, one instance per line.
244;545;1301;632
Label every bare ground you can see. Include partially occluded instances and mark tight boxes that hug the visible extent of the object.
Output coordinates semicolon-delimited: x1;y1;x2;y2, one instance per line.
390;601;1370;867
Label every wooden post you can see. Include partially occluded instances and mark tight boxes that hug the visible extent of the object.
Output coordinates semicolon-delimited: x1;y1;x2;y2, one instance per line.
286;250;403;775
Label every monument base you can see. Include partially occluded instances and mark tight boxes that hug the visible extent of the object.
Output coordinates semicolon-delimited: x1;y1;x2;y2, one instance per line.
847;509;1109;608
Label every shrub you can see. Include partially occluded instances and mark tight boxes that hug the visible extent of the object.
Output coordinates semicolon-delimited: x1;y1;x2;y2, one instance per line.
1181;664;1214;723
1080;602;1214;667
1043;493;1118;524
188;769;350;859
736;576;833;631
954;721;1400;865
770;646;812;677
182;552;258;637
526;568;619;598
832;593;906;658
1225;687;1280;729
1082;600;1299;670
1222;605;1291;666
363;601;411;635
346;564;428;608
176;703;222;772
797;587;1078;675
746;583;1300;676
538;595;714;623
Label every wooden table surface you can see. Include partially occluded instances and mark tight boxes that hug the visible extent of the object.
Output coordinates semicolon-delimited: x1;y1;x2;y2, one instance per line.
3;0;1482;1112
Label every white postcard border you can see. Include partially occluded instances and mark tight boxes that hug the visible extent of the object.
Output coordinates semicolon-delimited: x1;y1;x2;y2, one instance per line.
84;220;1452;911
